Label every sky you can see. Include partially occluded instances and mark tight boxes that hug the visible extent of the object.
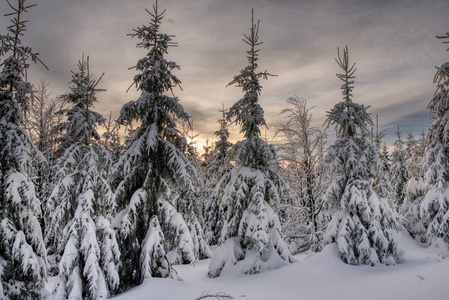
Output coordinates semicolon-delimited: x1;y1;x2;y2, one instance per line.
1;0;448;149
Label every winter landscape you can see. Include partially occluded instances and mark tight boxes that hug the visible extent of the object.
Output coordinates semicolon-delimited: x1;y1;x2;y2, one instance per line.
1;0;449;299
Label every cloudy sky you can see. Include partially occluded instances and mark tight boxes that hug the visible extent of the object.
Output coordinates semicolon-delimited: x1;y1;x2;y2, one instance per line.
1;0;448;148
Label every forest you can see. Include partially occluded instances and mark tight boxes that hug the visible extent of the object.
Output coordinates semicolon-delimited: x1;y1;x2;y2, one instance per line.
0;0;448;299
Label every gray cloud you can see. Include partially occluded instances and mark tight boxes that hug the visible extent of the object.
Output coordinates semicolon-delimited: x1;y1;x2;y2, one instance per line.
1;0;448;148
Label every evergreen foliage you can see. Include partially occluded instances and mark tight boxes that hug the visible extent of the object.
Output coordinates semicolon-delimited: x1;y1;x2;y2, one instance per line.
46;56;120;299
113;2;199;288
55;55;106;154
208;10;293;278
101;112;124;164
370;119;393;201
401;132;427;240
420;33;449;244
323;46;399;266
203;106;233;246
390;126;408;208
401;178;426;241
0;1;48;298
405;131;426;180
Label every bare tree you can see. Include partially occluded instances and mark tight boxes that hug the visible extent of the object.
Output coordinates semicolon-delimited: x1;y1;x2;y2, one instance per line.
276;96;327;252
23;79;67;228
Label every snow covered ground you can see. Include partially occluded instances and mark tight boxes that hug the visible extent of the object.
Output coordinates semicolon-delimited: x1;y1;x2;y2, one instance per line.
110;230;449;300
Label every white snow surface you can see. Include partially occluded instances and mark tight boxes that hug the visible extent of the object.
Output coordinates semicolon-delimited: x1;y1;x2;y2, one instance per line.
109;230;449;300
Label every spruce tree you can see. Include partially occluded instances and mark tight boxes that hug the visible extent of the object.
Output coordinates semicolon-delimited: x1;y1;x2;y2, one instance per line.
174;120;212;261
390;125;408;208
208;10;293;278
204;105;233;246
101;112;124;164
404;132;418;178
113;2;198;288
420;33;449;244
401;178;426;241
323;46;398;266
371;118;393;201
46;56;120;299
401;132;427;240
0;1;47;298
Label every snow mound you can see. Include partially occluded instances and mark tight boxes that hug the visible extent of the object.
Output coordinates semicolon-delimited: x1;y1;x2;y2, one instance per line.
111;231;449;300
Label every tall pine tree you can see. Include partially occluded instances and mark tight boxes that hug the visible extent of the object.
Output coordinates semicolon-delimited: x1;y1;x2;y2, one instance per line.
208;10;293;278
420;33;449;245
113;2;198;288
46;56;120;299
0;1;48;298
323;46;398;266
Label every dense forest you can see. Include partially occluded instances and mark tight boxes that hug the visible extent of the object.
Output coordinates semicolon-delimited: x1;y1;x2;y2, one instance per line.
0;0;448;299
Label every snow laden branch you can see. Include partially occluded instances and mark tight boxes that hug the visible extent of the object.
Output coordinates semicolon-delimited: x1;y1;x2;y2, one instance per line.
114;2;206;290
209;10;293;278
420;33;449;244
322;46;399;266
0;1;48;298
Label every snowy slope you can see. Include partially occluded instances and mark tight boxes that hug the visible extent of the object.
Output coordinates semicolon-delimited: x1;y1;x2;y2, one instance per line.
109;230;448;300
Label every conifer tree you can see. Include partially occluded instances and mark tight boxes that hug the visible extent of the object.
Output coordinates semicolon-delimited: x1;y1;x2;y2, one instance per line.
400;131;427;240
101;112;124;163
46;56;120;299
420;33;449;244
0;1;48;298
323;46;398;266
370;117;393;201
204;105;233;246
208;10;293;278
404;132;418;177
401;177;426;241
174;119;212;261
390;125;408;208
208;105;233;183
113;2;198;288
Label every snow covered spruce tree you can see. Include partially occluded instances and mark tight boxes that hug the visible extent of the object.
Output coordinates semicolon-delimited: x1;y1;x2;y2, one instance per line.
173;188;212;262
420;33;449;244
400;132;426;240
370;118;393;202
208;10;293;278
113;2;199;288
390;126;408;208
172;120;212;262
0;1;48;298
401;178;426;241
46;56;120;299
322;46;399;266
203;105;233;246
